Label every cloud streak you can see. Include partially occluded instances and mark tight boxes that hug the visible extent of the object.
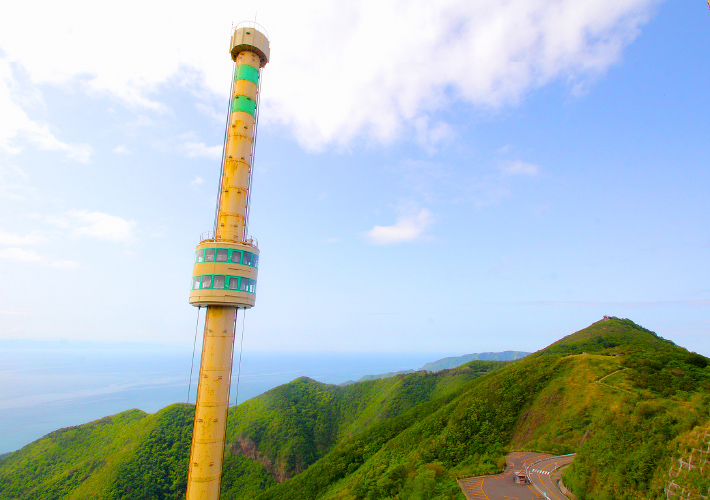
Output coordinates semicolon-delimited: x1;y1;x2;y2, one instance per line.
0;230;44;245
0;60;92;161
501;160;540;177
367;209;433;245
180;141;222;159
67;210;136;243
0;247;42;262
0;247;78;269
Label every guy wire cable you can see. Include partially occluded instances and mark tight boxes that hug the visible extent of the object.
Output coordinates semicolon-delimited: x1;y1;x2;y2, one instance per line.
187;306;201;404
243;67;262;236
234;309;247;406
226;310;238;409
183;305;202;461
212;61;236;237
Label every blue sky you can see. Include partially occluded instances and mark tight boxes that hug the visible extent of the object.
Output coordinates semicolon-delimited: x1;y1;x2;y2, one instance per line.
0;0;708;356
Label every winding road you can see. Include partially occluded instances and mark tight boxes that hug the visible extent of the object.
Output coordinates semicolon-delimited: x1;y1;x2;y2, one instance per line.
458;452;575;500
526;454;575;500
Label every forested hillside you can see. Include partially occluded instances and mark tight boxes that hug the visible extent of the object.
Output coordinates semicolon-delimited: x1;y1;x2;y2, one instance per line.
0;356;502;499
0;318;708;500
252;319;710;500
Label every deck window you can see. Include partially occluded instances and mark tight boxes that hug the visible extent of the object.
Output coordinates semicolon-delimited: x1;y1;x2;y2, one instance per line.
191;275;256;293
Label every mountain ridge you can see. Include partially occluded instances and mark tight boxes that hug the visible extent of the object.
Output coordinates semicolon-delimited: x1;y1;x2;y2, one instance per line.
339;350;530;385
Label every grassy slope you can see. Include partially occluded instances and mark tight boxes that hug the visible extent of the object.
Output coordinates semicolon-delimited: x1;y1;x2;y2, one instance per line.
106;404;194;500
222;360;504;483
0;408;151;500
556;320;710;499
256;350;556;500
253;318;710;500
0;404;199;500
659;420;710;497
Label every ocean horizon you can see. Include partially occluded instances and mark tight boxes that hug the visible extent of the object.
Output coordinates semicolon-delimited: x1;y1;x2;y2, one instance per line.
0;340;450;454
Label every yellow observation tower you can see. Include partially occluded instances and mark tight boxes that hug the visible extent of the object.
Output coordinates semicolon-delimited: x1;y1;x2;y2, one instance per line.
186;23;270;500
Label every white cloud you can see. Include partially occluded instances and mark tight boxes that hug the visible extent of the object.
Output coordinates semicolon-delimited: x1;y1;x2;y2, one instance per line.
501;160;540;176
367;209;433;245
0;60;92;161
0;247;42;262
191;175;205;186
43;214;71;229
0;247;78;269
1;164;28;181
0;230;44;245
413;117;456;153
67;210;136;242
112;145;131;154
0;0;657;151
259;0;656;149
181;141;222;159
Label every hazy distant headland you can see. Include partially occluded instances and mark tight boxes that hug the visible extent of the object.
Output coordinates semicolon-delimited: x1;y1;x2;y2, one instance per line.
340;350;530;385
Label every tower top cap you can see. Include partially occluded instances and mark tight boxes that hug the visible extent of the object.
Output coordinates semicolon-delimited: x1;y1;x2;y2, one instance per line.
231;23;270;67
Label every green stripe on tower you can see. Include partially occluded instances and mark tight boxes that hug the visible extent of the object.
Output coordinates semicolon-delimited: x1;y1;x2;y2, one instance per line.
235;64;259;85
232;95;256;116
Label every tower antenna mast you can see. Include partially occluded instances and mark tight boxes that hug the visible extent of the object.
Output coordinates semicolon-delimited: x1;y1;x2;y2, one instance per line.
185;22;270;500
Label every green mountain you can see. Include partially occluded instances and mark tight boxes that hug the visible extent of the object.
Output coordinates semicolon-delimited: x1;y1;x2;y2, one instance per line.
419;350;529;372
0;318;708;500
0;357;502;500
339;369;416;385
255;319;709;500
0;407;192;500
340;351;530;386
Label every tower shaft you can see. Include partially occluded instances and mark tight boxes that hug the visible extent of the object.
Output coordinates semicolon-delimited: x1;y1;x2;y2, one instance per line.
186;25;269;500
186;307;236;500
217;49;260;243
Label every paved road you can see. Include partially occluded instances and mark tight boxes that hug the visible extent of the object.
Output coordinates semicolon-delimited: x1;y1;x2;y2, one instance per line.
459;452;548;499
526;454;575;500
458;452;574;500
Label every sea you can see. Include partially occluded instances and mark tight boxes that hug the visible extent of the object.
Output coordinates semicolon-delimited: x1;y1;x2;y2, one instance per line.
0;340;444;454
